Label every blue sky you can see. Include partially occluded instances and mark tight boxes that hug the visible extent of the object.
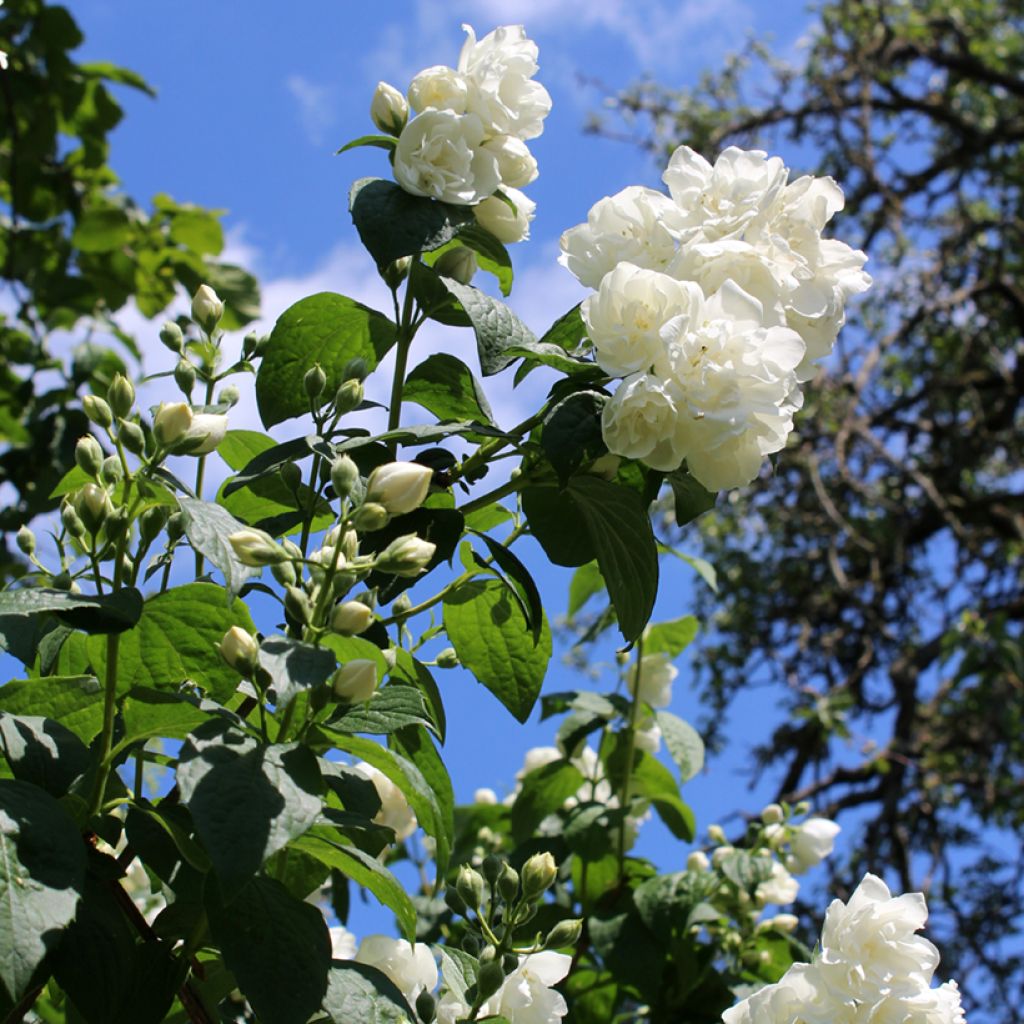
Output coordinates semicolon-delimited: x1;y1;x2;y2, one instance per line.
52;0;826;933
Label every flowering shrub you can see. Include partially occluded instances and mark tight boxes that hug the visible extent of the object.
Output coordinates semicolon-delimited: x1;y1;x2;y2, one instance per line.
0;18;965;1024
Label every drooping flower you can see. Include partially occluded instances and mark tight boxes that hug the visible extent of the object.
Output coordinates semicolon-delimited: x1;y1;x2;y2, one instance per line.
351;761;417;841
354;935;438;1006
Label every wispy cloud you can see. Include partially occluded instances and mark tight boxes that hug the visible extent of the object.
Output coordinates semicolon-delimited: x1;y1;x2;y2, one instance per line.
285;74;336;148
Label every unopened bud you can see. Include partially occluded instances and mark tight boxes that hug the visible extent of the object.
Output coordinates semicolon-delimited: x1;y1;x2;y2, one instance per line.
82;394;113;429
242;331;261;360
334;378;364;415
191;285;224;333
761;803;785;826
271;560;298;587
100;455;123;486
481;854;502;885
174;359;197;396
76;483;111;533
61;502;86;538
228;528;290;567
330;455;359;500
366;462;433;516
391;592;412;616
521;851;557;901
415;990;436;1024
370;81;409;135
331;659;378;702
455;865;485;909
107;374;135;419
762;913;798;934
343;357;369;383
218;384;240;407
476;960;505;1002
139;506;169;544
708;824;727;845
218;626;259;675
351;502;390;533
51;571;74;591
153;402;193;448
303;363;327;401
331;600;373;636
687;850;710;872
274;462;299;495
444;887;467;916
175;413;228;456
284;585;312;626
159;321;184;353
382;257;412;291
166;512;186;543
104;507;130;542
15;526;35;556
460;933;480;956
711;846;733;869
375;534;436;577
497;864;519;903
434;643;458;667
544;919;583;950
75;436;104;477
118;419;145;455
434;246;477;286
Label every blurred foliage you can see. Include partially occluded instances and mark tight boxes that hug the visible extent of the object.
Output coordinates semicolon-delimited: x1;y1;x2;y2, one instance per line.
0;0;259;582
594;0;1024;1018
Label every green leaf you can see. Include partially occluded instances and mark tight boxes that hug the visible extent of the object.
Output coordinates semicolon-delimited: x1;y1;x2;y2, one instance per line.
206;875;331;1024
177;719;323;898
667;469;716;525
522;487;596;568
644;615;698;658
0;587;143;636
0;675;103;743
0;779;87;1001
256;293;395;428
321;961;417;1024
72;208;131;253
510;759;584;844
567;476;659;642
539;304;587;352
541;391;607;486
469;530;544;643
168;209;224;255
403;353;495;425
718;849;774;892
0;714;91;797
424;223;514;297
328;687;437;739
119;689;210;747
349;178;474;267
258;636;337;708
390;649;446;742
656;711;705;783
632;753;696;841
567;561;604;617
177;496;260;600
86;583;256;702
440;278;538;377
633;870;719;938
563;801;625;862
336;134;399;154
291;831;418;942
79;61;157;96
443;579;552;723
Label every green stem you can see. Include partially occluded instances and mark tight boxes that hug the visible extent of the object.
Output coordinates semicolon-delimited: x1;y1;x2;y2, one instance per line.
617;633;645;882
386;275;419;457
459;475;527;517
88;631;120;820
193;376;215;577
299;453;323;557
276;697;298;742
134;745;146;799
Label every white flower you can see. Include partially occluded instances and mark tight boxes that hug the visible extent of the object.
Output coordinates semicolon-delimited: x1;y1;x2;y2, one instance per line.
788;817;841;874
560;185;688;289
331;660;379;703
179;412;228;455
662;145;788;241
329;925;357;960
473;787;498;805
687;850;710;872
457;24;552;141
393;109;500;205
366;461;433;515
407;65;469;114
352;762;418;841
724;962;859;1024
818;873;940;1002
355;935;438;1006
868;981;967;1024
482;134;538;188
153;401;193;447
628;651;677;709
582;263;704;378
493;951;572;1024
755;861;800;907
601;372;687;472
474;186;535;243
633;713;662;754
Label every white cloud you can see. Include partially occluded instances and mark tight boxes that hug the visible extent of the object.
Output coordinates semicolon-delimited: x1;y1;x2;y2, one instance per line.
285;74;336;148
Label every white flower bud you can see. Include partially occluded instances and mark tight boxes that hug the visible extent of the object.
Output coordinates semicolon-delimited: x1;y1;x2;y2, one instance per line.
228;528;290;567
375;534;436;577
761;803;785;826
75;483;112;533
331;600;374;636
687;850;710;872
176;413;228;455
473;788;498;805
370;81;409;135
433;245;478;285
521;851;557;900
711;846;733;869
74;435;104;477
153;402;193;448
761;913;799;933
473;187;536;244
332;659;379;702
15;526;36;556
708;824;727;845
365;462;433;516
218;626;259;675
191;284;224;333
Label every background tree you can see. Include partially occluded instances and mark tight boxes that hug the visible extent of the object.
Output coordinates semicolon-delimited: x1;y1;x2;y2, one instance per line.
0;0;259;583
589;0;1024;1017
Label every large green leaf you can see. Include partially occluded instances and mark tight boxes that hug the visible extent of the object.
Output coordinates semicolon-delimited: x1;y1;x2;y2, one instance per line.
0;714;92;797
510;759;585;844
541;391;608;486
291;831;417;942
327;686;437;739
440;278;538;377
0;675;103;742
349;177;474;266
321;962;417;1024
442;579;552;723
0;587;142;636
87;583;256;702
656;711;705;783
0;779;87;1001
403;353;495;425
177;496;259;600
119;689;210;747
258;636;338;708
256;293;395;428
644;616;698;658
666;469;716;525
206;875;331;1024
177;719;323;898
521;487;596;568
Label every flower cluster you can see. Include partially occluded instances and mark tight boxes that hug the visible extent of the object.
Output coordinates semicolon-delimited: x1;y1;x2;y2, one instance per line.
560;147;871;490
723;874;966;1024
375;24;550;241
